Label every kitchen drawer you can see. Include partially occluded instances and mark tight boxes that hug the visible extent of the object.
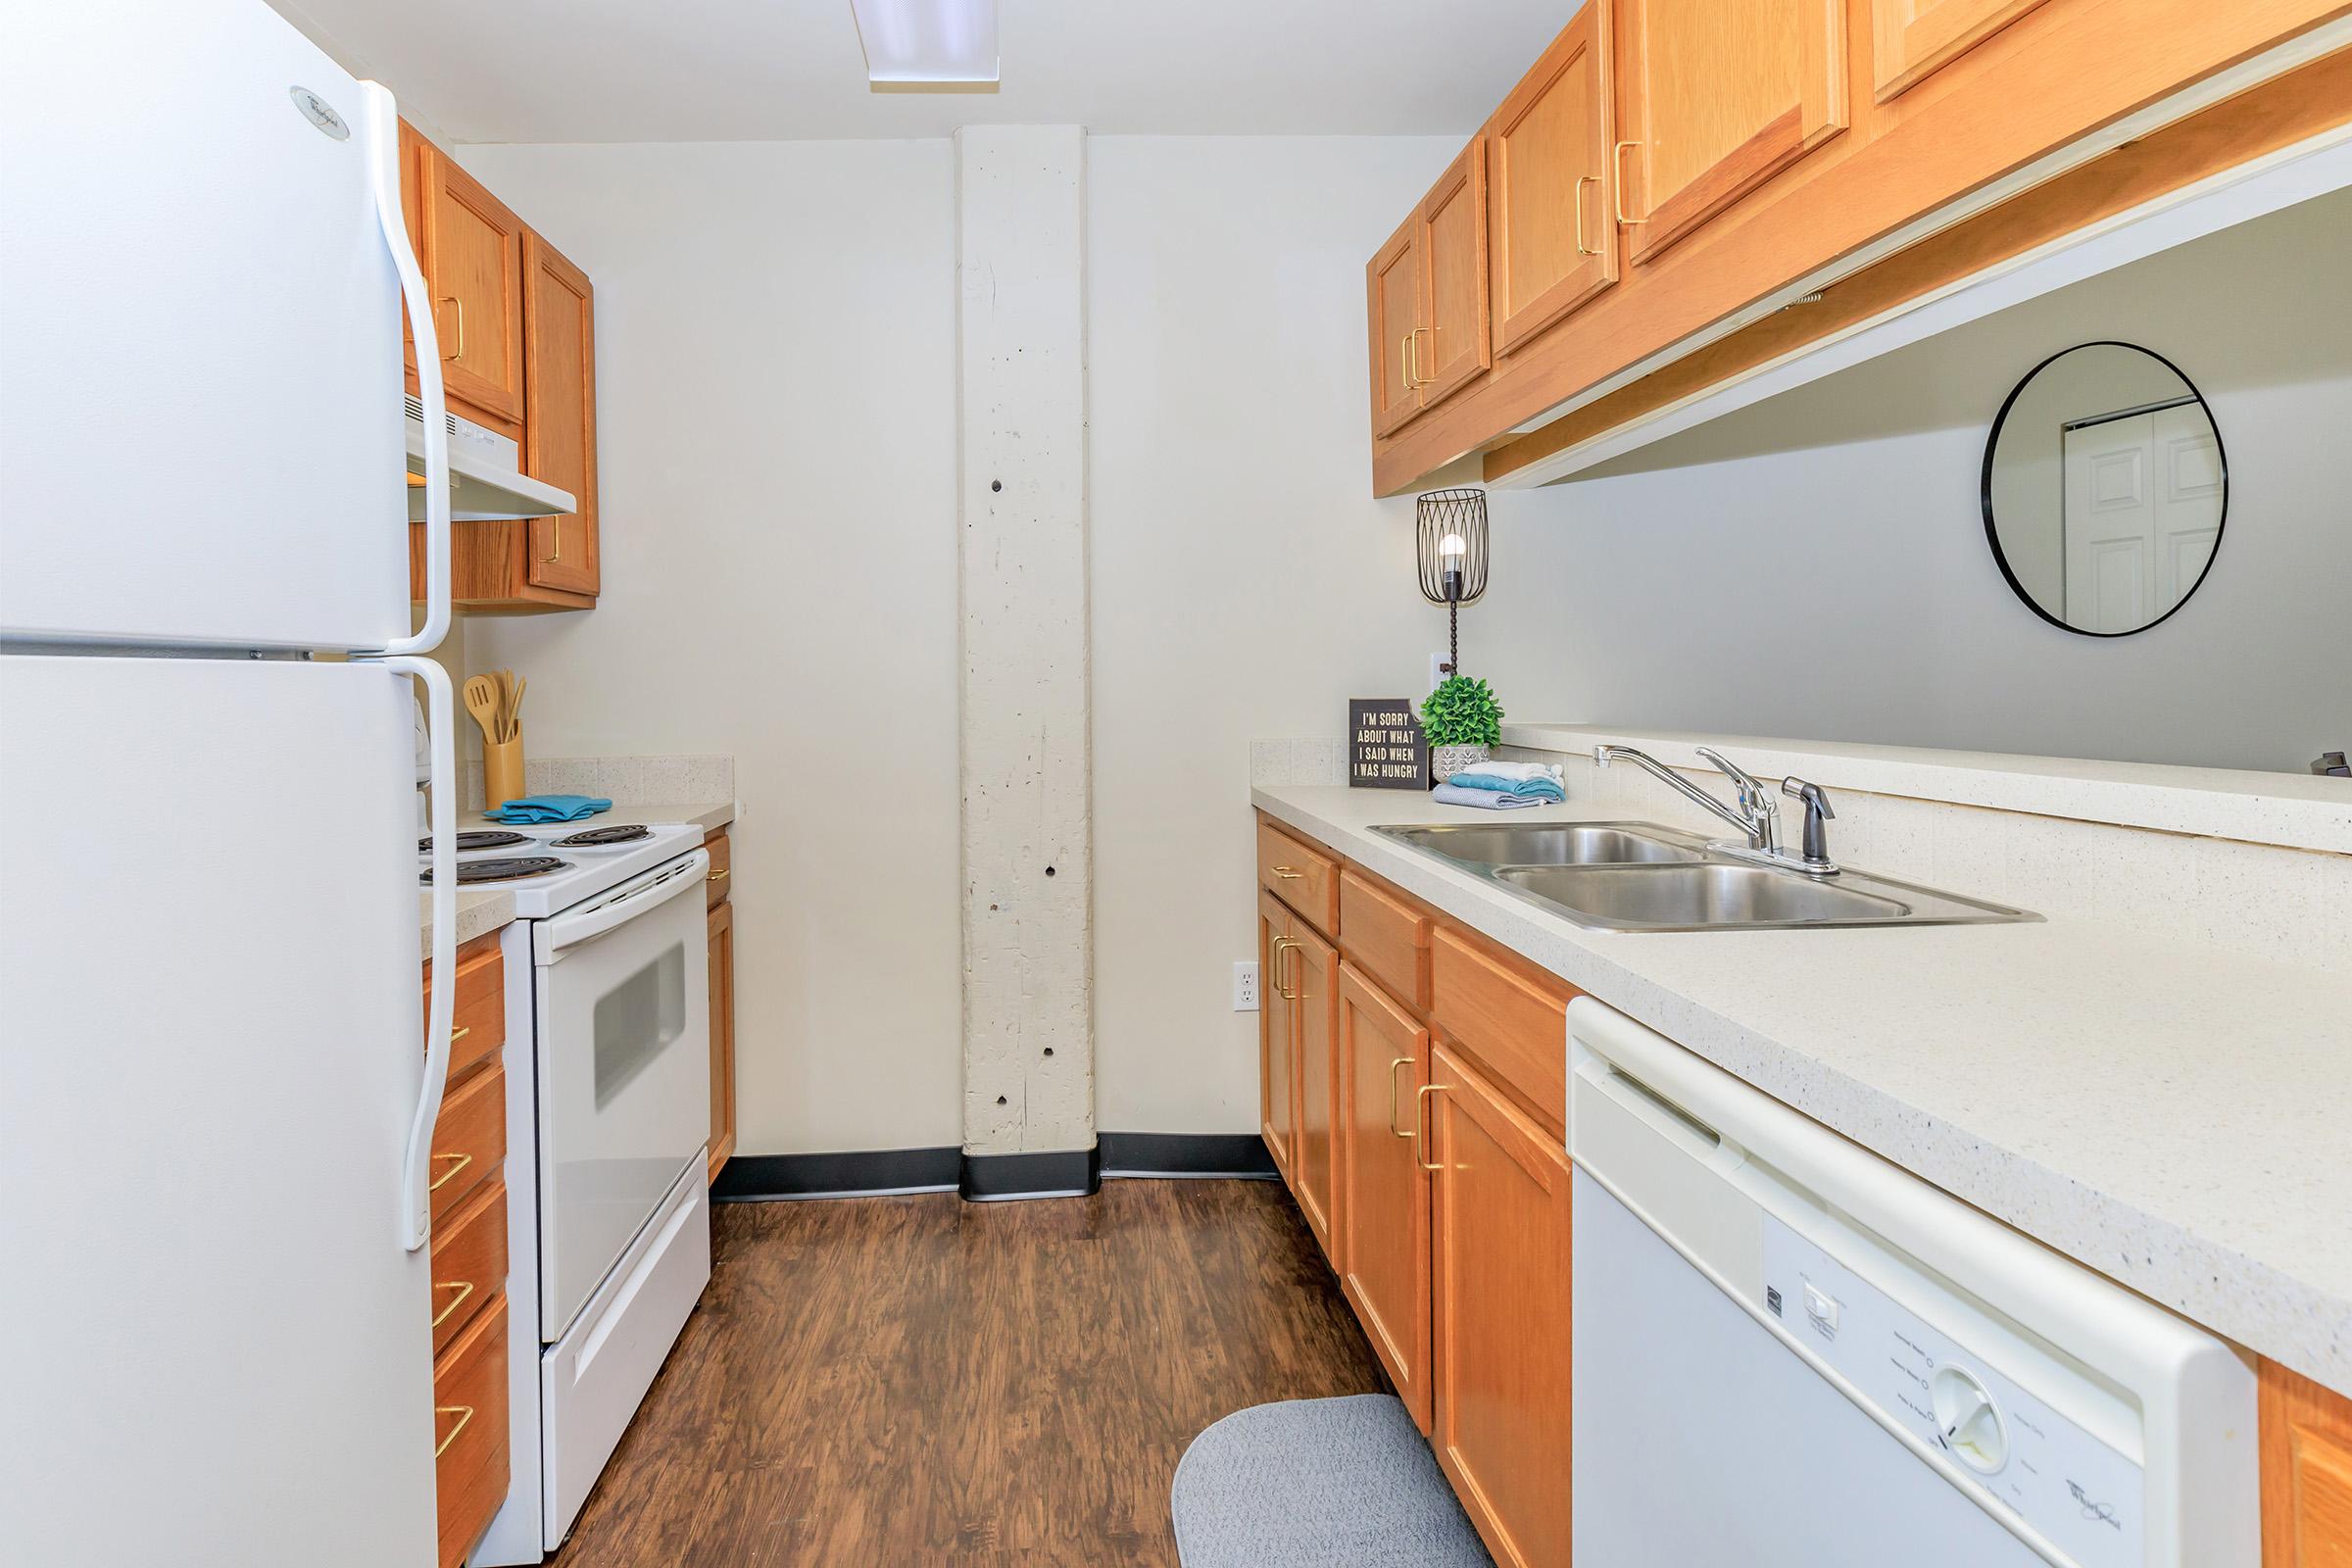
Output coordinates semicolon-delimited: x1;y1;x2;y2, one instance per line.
433;1292;511;1568
429;1059;506;1224
1340;869;1432;1012
1257;819;1339;936
1429;926;1576;1133
704;827;731;908
424;931;505;1084
428;1178;508;1357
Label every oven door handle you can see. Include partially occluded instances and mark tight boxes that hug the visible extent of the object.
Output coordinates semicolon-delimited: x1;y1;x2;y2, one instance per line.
536;849;710;960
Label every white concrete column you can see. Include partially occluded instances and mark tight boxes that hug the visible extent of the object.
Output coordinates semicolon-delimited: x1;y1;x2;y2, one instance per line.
955;125;1094;1159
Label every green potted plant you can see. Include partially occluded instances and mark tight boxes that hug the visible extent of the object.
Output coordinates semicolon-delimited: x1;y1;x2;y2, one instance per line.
1421;675;1503;785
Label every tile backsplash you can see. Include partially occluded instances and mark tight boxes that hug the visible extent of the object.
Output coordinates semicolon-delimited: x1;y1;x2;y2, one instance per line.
461;753;735;812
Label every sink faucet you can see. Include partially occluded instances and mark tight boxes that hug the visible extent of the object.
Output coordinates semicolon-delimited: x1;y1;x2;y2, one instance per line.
1592;745;1839;876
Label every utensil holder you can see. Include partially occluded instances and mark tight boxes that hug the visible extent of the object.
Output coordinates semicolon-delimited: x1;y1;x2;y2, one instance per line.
483;733;526;812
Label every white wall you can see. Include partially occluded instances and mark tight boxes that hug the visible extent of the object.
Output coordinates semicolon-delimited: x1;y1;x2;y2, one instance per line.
457;140;966;1155
1477;188;2352;774
1087;135;1459;1134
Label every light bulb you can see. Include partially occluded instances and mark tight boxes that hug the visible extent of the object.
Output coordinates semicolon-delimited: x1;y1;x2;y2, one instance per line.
1440;532;1466;561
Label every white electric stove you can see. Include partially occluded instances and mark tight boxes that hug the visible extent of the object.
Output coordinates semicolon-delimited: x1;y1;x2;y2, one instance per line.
433;817;715;1562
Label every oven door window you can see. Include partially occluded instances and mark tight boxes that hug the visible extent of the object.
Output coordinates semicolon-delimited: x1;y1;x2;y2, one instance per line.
594;945;685;1109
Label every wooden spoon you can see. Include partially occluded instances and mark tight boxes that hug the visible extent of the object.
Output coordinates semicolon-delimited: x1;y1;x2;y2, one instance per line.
505;674;526;740
463;675;503;745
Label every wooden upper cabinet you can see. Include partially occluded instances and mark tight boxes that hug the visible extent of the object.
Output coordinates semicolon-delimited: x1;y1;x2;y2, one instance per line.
1368;212;1426;438
416;143;526;427
1870;0;2048;101
1612;0;1848;264
1490;2;1618;357
1414;143;1492;412
2262;1358;2352;1567
521;230;600;597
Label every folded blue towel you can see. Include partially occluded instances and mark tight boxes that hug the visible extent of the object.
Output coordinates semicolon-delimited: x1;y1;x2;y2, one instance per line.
1445;772;1566;802
1433;783;1549;811
486;794;612;824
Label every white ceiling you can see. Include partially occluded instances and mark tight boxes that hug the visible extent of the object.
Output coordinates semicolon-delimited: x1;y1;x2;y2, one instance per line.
272;0;1570;143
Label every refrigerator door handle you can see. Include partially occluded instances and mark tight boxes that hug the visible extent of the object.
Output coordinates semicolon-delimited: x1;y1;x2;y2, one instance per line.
355;80;450;659
386;656;455;1250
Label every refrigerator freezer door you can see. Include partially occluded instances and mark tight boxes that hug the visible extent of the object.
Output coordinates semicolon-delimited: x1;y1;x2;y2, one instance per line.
0;656;439;1566
0;0;409;651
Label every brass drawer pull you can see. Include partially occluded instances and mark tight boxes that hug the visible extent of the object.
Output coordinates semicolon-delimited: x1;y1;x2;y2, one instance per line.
427;1152;472;1193
1613;142;1644;226
435;295;466;361
1270;866;1305;881
433;1404;474;1459
429;1280;475;1330
1415;1083;1448;1173
708;868;729;882
1388;1055;1414;1138
448;1025;470;1046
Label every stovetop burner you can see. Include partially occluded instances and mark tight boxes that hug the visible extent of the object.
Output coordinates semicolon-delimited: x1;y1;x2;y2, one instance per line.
418;830;533;855
551;823;653;848
424;856;570;886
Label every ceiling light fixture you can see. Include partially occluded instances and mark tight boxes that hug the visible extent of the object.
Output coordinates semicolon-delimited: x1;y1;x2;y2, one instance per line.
850;0;1000;85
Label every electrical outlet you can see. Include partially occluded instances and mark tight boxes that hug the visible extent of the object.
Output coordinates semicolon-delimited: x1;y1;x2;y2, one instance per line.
1232;960;1260;1012
1430;651;1450;692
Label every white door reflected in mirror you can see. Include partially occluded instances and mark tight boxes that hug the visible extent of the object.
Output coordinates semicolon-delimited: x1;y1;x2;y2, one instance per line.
1984;342;2228;637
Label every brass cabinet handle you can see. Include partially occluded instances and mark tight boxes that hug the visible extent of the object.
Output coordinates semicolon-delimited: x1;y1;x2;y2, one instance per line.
1271;866;1305;881
1574;174;1601;256
448;1025;469;1046
1410;325;1433;380
709;868;729;882
538;522;563;565
1388;1055;1415;1138
427;1152;472;1193
1268;936;1298;1001
1415;1082;1448;1173
433;1404;474;1459
1613;142;1644;226
429;1280;475;1329
435;295;466;361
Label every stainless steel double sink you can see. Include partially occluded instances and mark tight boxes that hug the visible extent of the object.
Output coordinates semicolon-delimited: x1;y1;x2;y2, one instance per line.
1370;820;2037;932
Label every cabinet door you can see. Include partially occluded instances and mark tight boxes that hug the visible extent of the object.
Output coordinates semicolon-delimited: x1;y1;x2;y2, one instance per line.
416;144;526;426
1429;1045;1574;1568
1366;211;1426;438
1338;961;1432;1432
521;229;600;597
1491;3;1618;357
2262;1358;2352;1567
1414;142;1492;412
1291;922;1341;1266
1614;0;1847;264
1870;0;2047;101
1258;892;1298;1180
707;899;735;1184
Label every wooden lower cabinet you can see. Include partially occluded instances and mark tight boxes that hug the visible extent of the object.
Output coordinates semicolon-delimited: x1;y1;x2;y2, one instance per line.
707;825;736;1184
433;1294;513;1568
2263;1357;2352;1566
1337;960;1434;1432
1291;922;1341;1261
1428;1043;1574;1568
1259;890;1299;1180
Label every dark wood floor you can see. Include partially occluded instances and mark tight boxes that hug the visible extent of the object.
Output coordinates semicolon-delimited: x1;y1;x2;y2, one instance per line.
547;1179;1387;1568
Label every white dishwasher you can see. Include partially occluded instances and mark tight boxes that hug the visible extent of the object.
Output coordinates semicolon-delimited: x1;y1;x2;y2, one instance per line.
1566;998;2258;1568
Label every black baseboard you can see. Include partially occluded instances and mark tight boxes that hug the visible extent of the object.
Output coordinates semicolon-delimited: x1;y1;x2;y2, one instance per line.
958;1145;1102;1201
1099;1131;1278;1180
713;1133;1276;1202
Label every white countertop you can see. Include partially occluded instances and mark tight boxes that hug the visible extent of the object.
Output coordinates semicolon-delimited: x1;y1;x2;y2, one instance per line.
418;799;737;947
1254;782;2352;1397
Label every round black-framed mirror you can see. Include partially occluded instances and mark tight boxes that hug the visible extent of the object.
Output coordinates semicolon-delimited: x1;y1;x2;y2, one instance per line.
1981;341;2228;638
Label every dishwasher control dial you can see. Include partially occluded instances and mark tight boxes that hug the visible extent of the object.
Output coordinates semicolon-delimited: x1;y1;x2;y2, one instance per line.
1931;1365;2009;1474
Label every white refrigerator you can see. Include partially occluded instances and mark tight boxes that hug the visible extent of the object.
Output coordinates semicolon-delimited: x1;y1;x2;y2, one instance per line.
1;2;472;1562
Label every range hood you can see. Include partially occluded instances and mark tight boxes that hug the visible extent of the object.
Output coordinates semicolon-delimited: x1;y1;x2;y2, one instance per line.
404;395;576;522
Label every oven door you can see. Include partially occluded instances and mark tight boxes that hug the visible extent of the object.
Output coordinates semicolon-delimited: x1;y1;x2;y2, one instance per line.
533;848;710;1342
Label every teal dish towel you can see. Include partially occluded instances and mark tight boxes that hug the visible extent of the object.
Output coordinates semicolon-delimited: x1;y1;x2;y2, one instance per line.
486;795;612;824
1444;773;1566;802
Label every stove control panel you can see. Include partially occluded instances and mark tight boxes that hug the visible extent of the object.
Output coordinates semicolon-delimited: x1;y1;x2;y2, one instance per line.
1760;1214;2143;1568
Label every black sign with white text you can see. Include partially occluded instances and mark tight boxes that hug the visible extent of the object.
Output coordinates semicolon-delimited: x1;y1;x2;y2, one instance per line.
1348;699;1428;790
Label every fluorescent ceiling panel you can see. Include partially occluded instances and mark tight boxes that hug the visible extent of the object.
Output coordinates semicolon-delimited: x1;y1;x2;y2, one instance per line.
851;0;1000;83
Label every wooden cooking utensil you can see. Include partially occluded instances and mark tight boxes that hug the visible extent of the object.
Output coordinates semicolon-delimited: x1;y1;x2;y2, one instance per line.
505;675;526;739
463;675;503;745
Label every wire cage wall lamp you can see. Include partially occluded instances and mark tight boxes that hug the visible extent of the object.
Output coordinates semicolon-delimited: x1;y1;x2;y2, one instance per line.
1416;487;1489;678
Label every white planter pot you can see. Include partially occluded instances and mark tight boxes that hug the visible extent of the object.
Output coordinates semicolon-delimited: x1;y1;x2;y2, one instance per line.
1432;743;1491;785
